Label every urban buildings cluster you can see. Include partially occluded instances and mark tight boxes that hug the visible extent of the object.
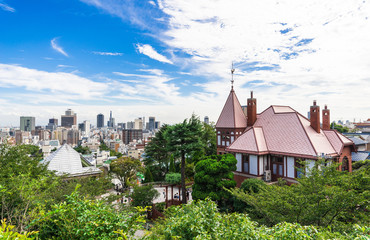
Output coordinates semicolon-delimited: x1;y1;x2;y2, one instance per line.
0;109;211;169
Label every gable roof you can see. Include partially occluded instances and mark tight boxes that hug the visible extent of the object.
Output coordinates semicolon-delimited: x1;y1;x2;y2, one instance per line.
41;144;101;177
228;105;353;159
216;89;247;129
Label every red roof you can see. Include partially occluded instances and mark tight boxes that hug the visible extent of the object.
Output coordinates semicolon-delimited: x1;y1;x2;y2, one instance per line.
227;105;353;158
216;89;247;129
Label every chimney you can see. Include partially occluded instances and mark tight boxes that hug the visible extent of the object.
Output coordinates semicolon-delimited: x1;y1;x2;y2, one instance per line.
322;105;330;130
247;91;257;126
310;100;320;133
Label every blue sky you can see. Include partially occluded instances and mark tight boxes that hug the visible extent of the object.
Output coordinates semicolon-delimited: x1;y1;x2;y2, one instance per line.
0;0;369;126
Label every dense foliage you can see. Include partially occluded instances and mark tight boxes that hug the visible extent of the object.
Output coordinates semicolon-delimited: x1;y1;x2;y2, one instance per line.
130;184;160;207
230;160;370;231
165;173;181;184
192;154;237;206
330;122;349;133
145;199;369;239
110;157;144;188
0;144;111;234
164;115;205;204
31;190;147;239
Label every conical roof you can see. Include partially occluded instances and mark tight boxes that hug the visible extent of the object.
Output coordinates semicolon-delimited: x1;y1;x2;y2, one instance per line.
216;89;247;128
42;144;101;176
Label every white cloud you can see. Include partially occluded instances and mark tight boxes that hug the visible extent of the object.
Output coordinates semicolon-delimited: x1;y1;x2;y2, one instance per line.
92;51;123;56
51;38;68;57
136;44;173;64
153;0;370;122
0;3;15;12
0;63;108;99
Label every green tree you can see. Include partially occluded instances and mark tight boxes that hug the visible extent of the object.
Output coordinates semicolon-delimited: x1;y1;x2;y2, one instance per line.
169;154;176;173
145;199;369;239
230;159;370;231
130;184;160;207
110;157;144;189
144;167;154;183
31;190;147;239
144;125;170;180
330;122;349;133
165;173;181;184
201;122;217;156
165;115;204;204
192;154;236;209
73;145;91;154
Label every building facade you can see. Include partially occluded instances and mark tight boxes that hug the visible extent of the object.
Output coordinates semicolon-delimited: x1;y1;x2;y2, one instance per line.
20;116;35;132
61;109;77;128
216;88;355;186
97;113;104;128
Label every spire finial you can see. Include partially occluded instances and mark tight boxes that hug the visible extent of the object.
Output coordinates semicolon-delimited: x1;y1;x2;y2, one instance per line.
231;62;235;90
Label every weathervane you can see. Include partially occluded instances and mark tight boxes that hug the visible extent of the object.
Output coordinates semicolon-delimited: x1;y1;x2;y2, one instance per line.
231;62;235;90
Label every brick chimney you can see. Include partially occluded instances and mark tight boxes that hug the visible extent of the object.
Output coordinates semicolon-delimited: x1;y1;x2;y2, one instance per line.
310;100;320;133
247;91;257;126
322;105;330;130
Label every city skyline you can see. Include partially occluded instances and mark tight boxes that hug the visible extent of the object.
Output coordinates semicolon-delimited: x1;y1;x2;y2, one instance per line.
0;0;369;126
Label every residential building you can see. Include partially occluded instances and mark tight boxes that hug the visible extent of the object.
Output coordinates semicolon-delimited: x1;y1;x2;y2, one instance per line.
216;87;355;186
122;129;143;144
20;116;35;132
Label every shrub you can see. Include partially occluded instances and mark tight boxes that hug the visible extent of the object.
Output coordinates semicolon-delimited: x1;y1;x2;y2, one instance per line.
165;173;181;184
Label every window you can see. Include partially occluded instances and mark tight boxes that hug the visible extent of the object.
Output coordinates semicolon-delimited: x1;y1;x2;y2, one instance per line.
242;155;249;173
295;158;305;178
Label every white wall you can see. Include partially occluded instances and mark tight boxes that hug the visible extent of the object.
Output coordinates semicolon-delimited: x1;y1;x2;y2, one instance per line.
259;156;264;175
287;157;295;178
236;153;242;172
250;155;258;175
306;160;315;173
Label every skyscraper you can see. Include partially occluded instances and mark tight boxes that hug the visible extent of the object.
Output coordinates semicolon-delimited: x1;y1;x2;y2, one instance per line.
134;118;143;130
20;116;35;132
61;109;77;128
97;113;104;128
148;116;155;131
107;111;115;128
46;118;58;131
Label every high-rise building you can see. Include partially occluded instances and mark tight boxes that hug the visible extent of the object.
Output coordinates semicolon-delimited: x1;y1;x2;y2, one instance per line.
127;121;134;129
148;116;155;131
155;121;161;129
97;113;104;128
107;111;115;128
46;118;58;131
84;120;90;135
204;116;209;124
61;109;77;128
122;129;143;144
134;118;143;130
20;116;35;132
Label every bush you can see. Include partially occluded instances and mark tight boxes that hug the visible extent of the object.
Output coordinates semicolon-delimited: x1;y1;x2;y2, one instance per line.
130;184;160;207
165;173;181;184
352;159;370;170
240;178;266;193
30;190;146;239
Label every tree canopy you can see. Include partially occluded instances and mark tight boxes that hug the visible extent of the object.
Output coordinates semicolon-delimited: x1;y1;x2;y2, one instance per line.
110;157;144;188
230;159;370;231
192;154;237;206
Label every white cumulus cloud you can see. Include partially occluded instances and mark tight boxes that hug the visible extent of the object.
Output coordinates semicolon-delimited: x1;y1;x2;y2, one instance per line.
136;44;173;64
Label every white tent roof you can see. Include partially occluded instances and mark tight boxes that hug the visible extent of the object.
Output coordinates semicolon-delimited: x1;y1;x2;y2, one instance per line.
42;144;101;177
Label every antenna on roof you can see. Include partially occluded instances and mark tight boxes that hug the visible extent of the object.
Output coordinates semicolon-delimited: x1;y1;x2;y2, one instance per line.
231;62;235;90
